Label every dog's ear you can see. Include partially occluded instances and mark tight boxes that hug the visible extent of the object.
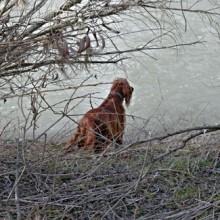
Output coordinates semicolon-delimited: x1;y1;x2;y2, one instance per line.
111;78;133;106
122;82;133;106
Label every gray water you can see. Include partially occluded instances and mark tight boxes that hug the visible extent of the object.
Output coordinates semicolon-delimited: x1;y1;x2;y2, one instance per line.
1;1;220;140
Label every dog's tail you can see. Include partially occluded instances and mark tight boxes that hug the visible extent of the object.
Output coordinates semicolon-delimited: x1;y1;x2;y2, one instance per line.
64;126;82;153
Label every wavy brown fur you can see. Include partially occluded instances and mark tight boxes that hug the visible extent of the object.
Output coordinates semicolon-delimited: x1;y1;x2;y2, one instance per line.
64;78;134;153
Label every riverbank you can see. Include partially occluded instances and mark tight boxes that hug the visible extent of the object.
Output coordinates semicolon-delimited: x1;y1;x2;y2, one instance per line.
1;133;220;219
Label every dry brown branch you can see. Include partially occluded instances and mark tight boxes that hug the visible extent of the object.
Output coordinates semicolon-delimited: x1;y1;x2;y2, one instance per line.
15;139;21;220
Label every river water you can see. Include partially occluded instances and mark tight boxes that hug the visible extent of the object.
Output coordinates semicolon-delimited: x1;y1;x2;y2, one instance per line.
1;1;220;141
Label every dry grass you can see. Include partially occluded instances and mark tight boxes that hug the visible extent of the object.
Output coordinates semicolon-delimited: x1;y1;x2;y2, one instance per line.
1;135;220;219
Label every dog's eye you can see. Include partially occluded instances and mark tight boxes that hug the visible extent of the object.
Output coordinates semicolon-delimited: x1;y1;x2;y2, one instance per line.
131;87;134;92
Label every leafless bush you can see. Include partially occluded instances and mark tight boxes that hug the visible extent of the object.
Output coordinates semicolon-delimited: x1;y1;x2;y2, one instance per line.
1;130;220;219
1;0;219;139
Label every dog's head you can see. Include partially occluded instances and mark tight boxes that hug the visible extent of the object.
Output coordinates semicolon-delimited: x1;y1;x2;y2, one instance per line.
111;78;134;106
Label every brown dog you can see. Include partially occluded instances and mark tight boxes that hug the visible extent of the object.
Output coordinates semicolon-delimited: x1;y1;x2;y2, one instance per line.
64;78;134;153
